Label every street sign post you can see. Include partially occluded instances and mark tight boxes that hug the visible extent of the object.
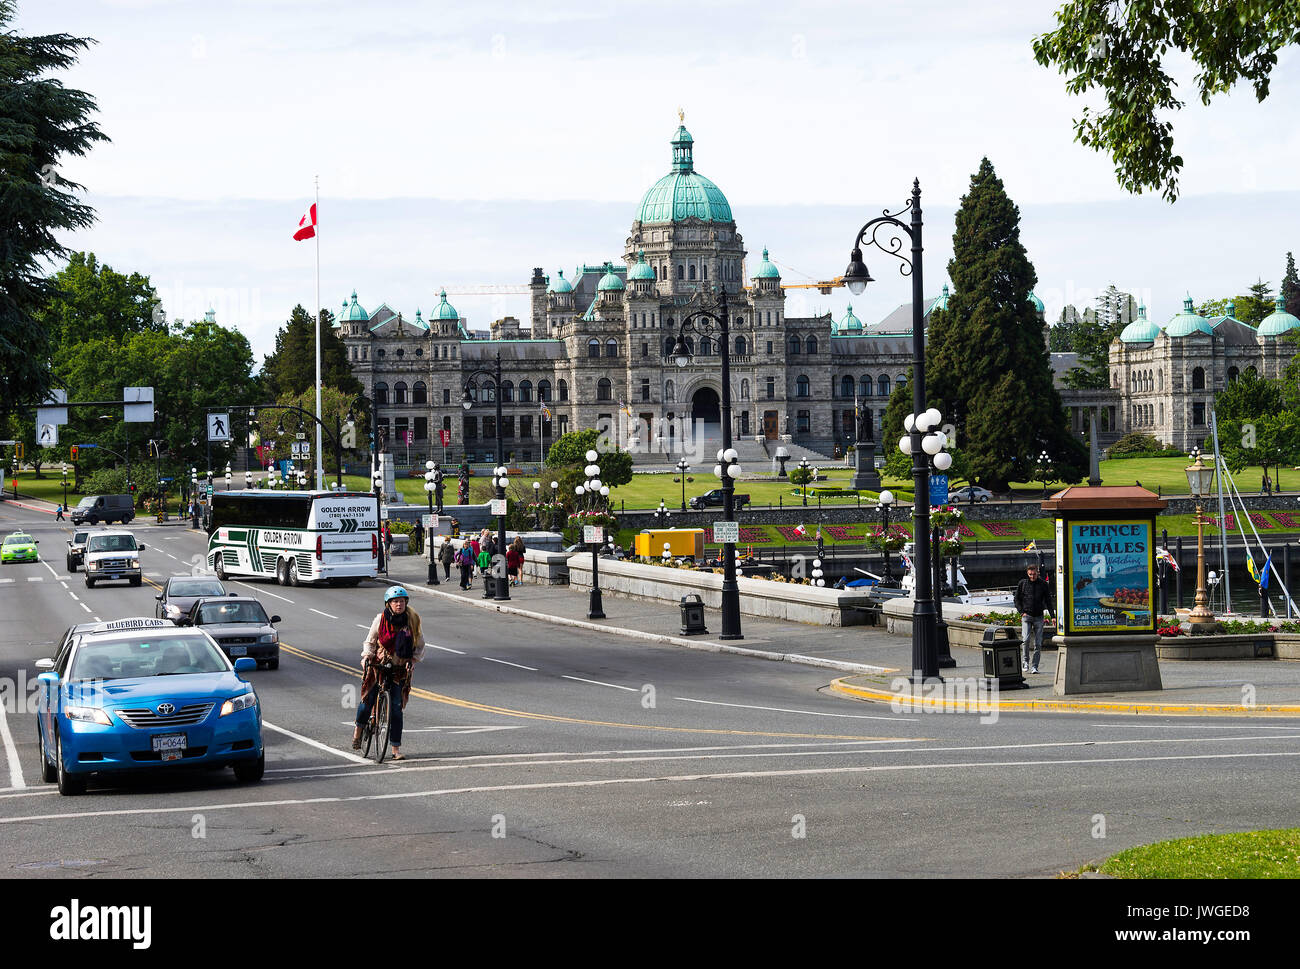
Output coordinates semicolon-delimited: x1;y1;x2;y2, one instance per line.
930;473;949;506
712;520;740;544
207;413;232;442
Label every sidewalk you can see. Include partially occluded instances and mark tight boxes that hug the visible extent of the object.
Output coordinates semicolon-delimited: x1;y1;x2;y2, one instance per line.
383;553;1300;715
1;495;191;525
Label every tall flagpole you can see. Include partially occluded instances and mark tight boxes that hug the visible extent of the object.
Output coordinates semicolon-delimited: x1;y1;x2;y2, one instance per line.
314;175;324;490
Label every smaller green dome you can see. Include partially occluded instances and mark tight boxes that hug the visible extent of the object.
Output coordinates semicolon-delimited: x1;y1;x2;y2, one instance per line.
1120;304;1161;343
834;304;863;334
753;248;780;279
432;289;459;321
597;262;625;291
1029;291;1044;313
628;250;656;281
549;269;573;295
341;290;369;322
1258;295;1300;338
1165;295;1213;338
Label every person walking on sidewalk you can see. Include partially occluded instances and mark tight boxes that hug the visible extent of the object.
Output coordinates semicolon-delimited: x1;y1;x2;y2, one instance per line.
439;538;455;580
1015;562;1055;674
506;537;524;586
55;503;64;521
457;543;474;589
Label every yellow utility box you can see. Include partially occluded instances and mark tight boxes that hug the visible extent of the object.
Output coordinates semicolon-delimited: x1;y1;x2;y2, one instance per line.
636;528;705;560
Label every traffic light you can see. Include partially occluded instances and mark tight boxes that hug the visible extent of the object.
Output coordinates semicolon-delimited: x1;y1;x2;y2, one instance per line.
70;445;79;462
14;443;23;462
129;483;136;495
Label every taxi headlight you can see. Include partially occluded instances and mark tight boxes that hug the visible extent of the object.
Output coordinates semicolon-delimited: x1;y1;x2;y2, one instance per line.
220;691;257;717
66;706;113;726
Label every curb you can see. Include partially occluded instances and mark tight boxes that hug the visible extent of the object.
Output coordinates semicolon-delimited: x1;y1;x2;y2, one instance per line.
401;580;897;675
3;499;54;515
827;677;1300;717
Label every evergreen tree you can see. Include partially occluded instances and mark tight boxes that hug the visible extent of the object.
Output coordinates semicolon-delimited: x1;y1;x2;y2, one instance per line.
1282;252;1300;319
39;252;162;347
921;158;1086;490
0;1;108;419
260;305;360;400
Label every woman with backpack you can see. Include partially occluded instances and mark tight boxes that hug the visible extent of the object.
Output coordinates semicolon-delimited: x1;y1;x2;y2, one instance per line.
438;538;455;580
506;537;525;586
351;586;425;761
457;542;474;589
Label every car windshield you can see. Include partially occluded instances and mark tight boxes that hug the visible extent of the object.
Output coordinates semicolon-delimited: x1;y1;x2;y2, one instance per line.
68;636;228;680
73;532;88;543
197;601;268;625
3;535;31;545
169;580;225;598
87;535;137;553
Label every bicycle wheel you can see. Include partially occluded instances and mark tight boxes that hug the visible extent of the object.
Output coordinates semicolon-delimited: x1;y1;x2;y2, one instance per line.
374;689;391;763
361;712;375;759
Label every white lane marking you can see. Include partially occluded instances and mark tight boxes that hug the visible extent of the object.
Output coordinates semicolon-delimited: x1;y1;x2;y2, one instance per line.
79;604;92;614
562;675;638;692
675;696;919;722
67;592;79;601
235;581;293;603
261;721;370;765
1087;722;1300;730
310;608;338;620
483;657;539;672
12;750;1300;824
0;578;12;584
40;560;59;579
0;701;24;790
166;553;178;561
402;726;525;734
26;577;43;582
0;788;58;799
355;624;368;630
426;644;465;655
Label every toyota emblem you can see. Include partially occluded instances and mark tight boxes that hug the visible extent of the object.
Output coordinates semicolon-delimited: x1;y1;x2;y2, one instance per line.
157;703;175;716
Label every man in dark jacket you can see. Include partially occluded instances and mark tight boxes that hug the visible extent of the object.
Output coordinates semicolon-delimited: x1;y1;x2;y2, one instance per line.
1014;563;1055;674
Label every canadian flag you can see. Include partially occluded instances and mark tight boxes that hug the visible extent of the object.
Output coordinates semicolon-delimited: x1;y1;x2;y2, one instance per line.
793;524;807;537
293;203;317;241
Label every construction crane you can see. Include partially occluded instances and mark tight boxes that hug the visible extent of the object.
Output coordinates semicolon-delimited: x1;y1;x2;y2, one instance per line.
438;285;532;295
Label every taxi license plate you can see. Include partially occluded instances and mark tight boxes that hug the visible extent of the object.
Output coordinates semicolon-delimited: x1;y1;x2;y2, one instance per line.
229;646;247;656
152;734;186;761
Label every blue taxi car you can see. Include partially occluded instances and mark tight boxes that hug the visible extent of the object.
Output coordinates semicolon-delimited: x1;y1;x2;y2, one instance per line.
35;617;264;795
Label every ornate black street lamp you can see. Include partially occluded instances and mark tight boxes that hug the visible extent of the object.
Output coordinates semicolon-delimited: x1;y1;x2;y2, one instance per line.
424;459;439;585
798;457;810;506
462;352;510;601
843;179;940;682
671;286;744;641
675;458;691;511
878;489;895;582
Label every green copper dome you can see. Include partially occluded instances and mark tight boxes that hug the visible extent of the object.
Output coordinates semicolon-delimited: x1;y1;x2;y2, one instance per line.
433;289;459;321
1258;295;1300;338
1029;291;1044;313
635;124;733;224
628;250;656;281
1120;304;1161;343
833;304;863;335
341;290;369;322
753;248;780;279
597;262;625;291
549;269;573;295
1165;295;1213;338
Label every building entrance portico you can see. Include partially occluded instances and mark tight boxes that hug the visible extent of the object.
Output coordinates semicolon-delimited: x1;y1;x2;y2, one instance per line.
691;386;721;428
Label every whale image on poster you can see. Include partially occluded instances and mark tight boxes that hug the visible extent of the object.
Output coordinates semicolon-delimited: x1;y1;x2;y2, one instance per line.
1068;520;1154;631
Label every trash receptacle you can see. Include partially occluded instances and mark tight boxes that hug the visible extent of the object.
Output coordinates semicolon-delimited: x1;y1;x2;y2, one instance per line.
680;594;708;635
482;572;496;599
981;625;1027;690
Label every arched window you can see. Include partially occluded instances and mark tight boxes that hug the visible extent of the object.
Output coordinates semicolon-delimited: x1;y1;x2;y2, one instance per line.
394;382;408;404
519;380;532;402
558;379;568;401
606;339;618;358
412;381;427;405
878;374;890;397
1158;370;1164;391
588;339;600;358
796;375;810;398
676;265;684;280
665;379;675;402
699;336;711;355
702;264;708;281
664;336;675;356
483;382;496;403
741;379;750;400
1227;367;1239;383
860;375;873;397
688;265;696;281
840;376;854;399
377;349;386;359
597;378;613;401
897;372;907;388
501;381;514;402
538;380;551;402
1192;367;1205;390
806;335;818;355
788;336;801;354
735;336;746;355
396;348;404;358
374;382;389;405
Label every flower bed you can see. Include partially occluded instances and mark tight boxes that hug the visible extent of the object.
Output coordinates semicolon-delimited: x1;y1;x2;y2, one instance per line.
1249;513;1275;529
960;612;1018;626
704;525;771;543
1272;512;1300;529
983;521;1024;538
1207;514;1235;530
825;525;863;541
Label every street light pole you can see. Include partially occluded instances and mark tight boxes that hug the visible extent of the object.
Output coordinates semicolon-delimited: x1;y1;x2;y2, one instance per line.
879;490;894;582
677;458;690;511
424;459;439;585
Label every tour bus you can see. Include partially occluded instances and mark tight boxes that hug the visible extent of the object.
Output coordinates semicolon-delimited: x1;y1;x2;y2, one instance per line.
206;490;381;586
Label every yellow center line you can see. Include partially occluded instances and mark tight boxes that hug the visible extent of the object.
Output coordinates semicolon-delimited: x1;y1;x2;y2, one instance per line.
279;642;911;742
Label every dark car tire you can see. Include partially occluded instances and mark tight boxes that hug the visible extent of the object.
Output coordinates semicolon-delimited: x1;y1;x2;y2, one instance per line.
56;733;86;796
265;657;279;670
38;722;57;783
85;577;95;589
980;495;989;503
214;557;227;581
66;557;76;573
129;576;141;587
287;561;299;586
233;753;264;783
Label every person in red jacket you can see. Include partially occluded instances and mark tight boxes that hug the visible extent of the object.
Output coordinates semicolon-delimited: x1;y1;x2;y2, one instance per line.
506;537;525;586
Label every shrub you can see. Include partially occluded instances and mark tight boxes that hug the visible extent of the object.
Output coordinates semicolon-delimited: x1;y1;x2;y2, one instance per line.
1107;432;1181;459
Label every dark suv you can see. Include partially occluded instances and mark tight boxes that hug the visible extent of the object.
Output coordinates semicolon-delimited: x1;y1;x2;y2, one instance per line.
689;489;750;510
65;529;92;572
70;494;135;526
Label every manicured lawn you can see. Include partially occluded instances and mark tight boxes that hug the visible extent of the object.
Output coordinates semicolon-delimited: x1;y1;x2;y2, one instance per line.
1097;829;1300;878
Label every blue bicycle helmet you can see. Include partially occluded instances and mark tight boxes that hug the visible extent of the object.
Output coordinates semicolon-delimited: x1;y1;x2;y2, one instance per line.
385;585;409;602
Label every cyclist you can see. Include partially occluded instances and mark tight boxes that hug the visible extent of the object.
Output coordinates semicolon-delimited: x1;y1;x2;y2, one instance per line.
352;585;425;760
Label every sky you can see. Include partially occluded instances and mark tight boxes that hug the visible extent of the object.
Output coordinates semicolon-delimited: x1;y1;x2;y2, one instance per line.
19;0;1300;363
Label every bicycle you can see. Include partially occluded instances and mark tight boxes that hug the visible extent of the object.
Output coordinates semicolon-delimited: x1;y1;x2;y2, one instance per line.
359;659;404;763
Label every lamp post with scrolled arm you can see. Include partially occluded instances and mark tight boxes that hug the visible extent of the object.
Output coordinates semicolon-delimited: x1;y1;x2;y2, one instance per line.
461;352;509;601
670;285;743;641
842;178;940;683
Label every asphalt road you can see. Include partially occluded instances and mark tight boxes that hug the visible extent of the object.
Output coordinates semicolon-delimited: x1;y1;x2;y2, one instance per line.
2;502;1299;879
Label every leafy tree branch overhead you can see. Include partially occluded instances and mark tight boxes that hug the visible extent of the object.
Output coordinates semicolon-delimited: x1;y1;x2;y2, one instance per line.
1034;1;1300;202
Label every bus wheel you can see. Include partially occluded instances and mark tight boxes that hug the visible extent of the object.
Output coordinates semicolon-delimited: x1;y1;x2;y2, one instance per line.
277;559;290;586
215;557;226;581
287;561;300;586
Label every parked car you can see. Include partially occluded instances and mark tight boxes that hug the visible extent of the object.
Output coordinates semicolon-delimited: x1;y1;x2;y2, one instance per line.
70;494;135;526
66;529;92;572
950;486;993;503
179;596;281;669
34;616;264;795
156;575;230;621
82;530;146;588
689;489;750;510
